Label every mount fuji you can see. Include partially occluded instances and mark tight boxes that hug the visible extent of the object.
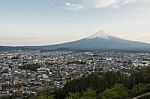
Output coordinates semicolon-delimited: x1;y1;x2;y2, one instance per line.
37;30;150;50
1;30;150;51
87;30;115;39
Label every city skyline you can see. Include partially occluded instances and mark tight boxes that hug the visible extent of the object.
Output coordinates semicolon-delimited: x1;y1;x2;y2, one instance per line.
0;0;150;46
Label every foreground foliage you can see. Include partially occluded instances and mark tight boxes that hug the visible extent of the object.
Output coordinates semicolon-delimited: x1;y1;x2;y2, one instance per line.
54;66;150;99
21;66;150;99
100;84;129;99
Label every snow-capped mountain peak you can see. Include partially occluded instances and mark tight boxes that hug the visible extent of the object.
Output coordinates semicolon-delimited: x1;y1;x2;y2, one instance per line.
87;30;113;39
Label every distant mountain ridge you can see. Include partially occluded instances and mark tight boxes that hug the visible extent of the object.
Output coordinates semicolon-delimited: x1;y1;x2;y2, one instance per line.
42;30;150;50
1;30;150;51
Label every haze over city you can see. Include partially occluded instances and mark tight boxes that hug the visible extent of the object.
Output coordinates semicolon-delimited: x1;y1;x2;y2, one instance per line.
0;0;150;46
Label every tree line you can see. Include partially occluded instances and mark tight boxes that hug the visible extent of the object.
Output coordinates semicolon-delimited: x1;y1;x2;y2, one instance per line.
35;66;150;99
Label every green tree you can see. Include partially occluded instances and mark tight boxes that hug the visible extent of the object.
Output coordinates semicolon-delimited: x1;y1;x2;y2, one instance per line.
19;63;42;71
126;66;150;88
37;95;54;99
100;84;129;99
65;92;80;99
130;83;150;97
37;87;54;99
62;71;126;96
81;88;96;99
65;88;96;99
142;66;150;83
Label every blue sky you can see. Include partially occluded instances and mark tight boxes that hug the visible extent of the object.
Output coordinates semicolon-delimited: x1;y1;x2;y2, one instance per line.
0;0;150;46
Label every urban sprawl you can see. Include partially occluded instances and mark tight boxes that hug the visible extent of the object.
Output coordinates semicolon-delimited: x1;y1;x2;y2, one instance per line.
0;50;150;97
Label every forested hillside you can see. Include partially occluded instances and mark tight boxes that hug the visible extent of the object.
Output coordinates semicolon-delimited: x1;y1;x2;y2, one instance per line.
8;66;150;99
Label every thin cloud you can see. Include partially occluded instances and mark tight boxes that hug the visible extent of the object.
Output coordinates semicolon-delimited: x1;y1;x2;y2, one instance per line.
63;0;149;11
65;2;85;11
82;0;122;8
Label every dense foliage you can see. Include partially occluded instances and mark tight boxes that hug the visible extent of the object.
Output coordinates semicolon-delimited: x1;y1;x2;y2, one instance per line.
19;63;42;71
20;66;150;99
54;71;127;98
100;84;129;99
54;66;150;99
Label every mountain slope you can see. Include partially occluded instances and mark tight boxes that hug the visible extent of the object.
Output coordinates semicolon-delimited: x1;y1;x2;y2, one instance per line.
43;30;150;50
1;30;150;51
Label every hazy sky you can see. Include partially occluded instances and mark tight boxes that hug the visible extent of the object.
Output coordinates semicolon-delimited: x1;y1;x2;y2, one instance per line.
0;0;150;46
